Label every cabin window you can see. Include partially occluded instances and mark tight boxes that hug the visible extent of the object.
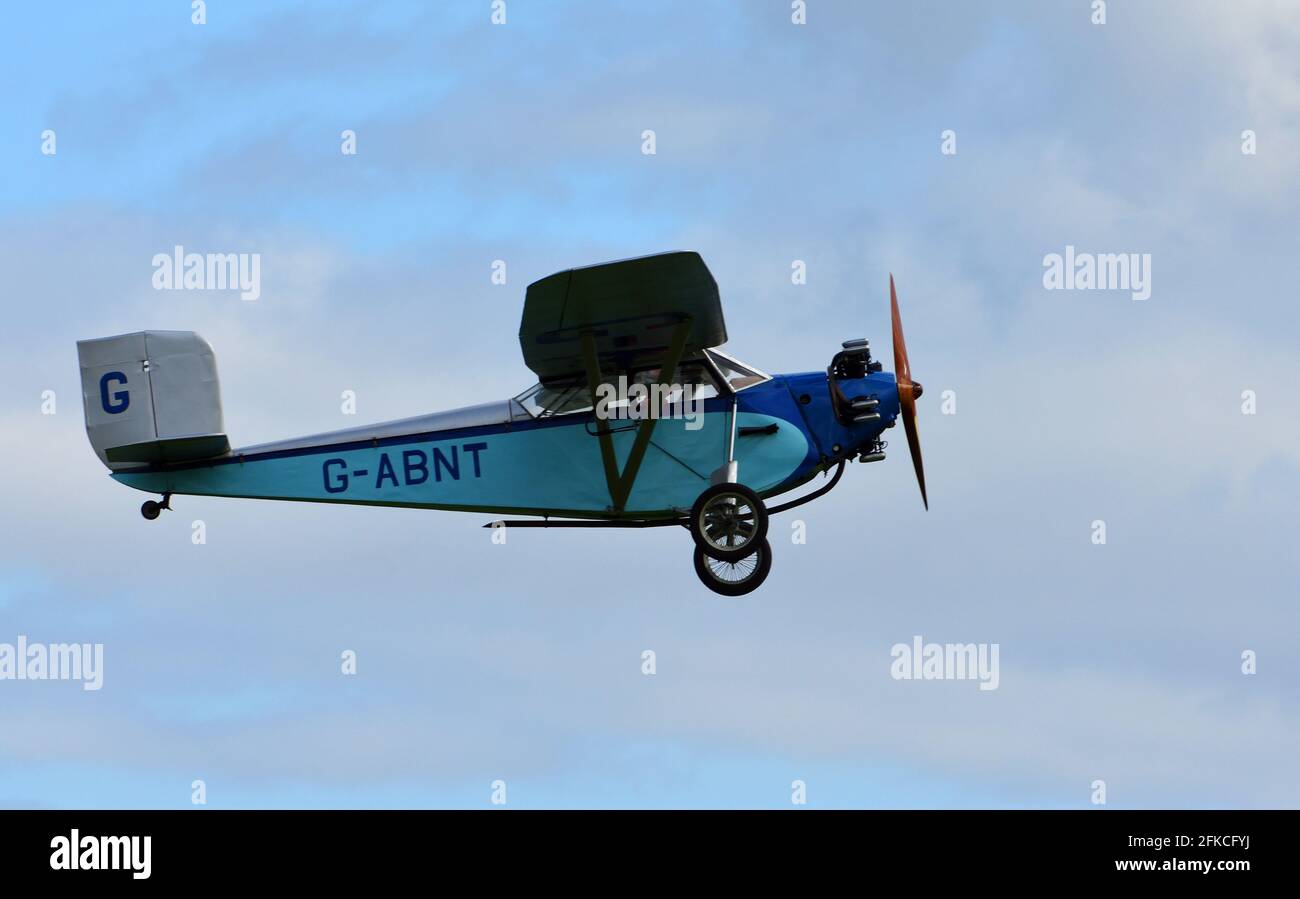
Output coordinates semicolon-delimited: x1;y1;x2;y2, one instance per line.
514;377;593;418
616;361;719;416
513;358;724;420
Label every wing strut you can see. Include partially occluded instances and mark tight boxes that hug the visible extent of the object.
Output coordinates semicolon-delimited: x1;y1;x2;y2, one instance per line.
580;330;623;506
579;317;693;513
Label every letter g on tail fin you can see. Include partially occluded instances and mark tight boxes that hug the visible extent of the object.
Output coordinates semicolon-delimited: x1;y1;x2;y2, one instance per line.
77;330;231;470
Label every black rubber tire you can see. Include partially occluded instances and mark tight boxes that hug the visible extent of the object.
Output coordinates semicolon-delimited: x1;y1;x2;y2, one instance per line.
689;482;769;562
140;500;161;521
693;538;772;597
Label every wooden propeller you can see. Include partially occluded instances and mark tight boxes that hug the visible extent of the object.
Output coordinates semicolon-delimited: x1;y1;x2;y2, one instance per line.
890;275;927;510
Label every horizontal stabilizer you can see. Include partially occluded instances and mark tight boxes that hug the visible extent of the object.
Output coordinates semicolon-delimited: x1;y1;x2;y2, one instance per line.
104;434;232;465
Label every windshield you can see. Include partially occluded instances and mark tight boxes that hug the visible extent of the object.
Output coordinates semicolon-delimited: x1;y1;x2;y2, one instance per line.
705;349;770;391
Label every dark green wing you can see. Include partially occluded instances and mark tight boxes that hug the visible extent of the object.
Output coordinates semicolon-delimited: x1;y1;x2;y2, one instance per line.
519;251;727;381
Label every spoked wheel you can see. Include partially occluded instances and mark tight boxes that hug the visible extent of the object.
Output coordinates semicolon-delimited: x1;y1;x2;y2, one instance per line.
693;538;772;597
689;482;769;562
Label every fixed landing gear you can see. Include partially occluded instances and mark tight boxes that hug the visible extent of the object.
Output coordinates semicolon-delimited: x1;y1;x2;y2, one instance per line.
693;537;772;596
689;482;768;563
140;494;171;521
689;483;772;596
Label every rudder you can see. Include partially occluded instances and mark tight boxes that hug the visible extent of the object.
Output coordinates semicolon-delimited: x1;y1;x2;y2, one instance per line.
77;330;230;469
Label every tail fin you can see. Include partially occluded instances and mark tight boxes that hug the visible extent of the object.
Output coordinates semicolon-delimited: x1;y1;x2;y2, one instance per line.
77;330;230;470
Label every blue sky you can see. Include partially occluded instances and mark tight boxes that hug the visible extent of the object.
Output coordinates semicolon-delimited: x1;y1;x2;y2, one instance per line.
2;0;1299;808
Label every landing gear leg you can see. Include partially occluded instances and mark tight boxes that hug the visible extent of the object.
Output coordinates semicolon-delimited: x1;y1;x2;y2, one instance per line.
141;493;171;521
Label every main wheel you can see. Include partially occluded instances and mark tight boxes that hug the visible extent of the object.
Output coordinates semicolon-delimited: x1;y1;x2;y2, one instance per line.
690;482;768;562
693;538;772;597
140;500;161;521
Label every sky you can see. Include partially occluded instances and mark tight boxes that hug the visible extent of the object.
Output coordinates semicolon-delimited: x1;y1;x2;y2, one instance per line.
1;0;1298;809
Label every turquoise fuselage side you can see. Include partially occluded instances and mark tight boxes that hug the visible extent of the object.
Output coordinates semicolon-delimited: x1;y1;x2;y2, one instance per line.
111;373;897;518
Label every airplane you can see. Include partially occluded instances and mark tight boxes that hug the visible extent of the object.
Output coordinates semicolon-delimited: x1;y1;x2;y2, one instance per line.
77;251;927;596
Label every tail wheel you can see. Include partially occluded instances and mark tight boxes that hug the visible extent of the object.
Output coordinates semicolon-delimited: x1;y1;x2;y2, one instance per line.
140;494;170;521
689;482;769;562
693;538;772;597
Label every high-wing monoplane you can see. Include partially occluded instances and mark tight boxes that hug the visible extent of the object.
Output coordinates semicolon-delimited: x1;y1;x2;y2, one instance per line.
78;251;927;595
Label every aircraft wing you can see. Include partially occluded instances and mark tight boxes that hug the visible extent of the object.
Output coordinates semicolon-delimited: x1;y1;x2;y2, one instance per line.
519;251;727;381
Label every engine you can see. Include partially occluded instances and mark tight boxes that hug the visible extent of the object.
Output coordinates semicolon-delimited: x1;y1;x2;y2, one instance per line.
827;337;886;429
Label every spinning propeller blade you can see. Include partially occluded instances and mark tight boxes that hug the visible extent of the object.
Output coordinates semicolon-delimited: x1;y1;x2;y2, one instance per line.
890;275;928;510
